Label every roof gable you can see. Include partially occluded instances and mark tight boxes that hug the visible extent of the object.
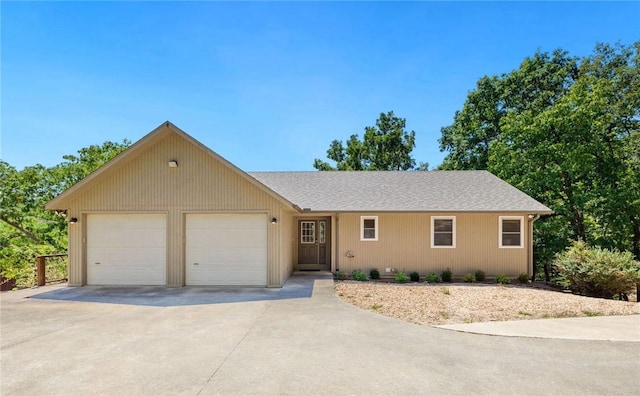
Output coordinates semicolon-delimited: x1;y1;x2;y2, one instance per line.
46;122;298;210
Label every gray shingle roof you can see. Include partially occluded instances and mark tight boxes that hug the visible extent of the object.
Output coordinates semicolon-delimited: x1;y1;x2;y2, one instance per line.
248;170;552;213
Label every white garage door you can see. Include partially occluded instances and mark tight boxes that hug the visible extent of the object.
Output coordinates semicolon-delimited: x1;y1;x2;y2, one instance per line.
87;214;167;285
186;214;267;286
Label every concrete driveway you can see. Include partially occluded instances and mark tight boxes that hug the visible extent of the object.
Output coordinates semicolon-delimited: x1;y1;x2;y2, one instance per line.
2;274;639;395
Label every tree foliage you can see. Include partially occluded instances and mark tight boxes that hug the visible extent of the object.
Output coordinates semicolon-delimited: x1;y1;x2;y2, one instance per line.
439;49;579;170
439;41;640;271
0;140;130;287
314;111;427;171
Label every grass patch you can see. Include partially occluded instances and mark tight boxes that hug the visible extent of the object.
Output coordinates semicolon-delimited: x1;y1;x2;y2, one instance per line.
371;304;383;311
441;287;450;295
518;311;532;316
582;310;602;317
551;312;574;319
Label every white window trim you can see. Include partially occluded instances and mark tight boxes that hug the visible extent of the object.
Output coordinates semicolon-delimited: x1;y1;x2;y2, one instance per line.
360;216;378;241
499;216;524;248
300;221;316;244
431;216;456;248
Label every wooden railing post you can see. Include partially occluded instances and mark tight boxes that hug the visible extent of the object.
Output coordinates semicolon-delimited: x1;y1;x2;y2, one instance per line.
36;256;46;286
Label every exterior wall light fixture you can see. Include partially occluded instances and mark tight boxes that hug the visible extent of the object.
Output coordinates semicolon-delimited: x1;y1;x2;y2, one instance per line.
271;217;278;224
69;217;78;224
168;160;178;168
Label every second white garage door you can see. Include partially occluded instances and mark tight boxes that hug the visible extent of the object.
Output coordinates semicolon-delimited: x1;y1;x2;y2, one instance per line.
185;214;267;286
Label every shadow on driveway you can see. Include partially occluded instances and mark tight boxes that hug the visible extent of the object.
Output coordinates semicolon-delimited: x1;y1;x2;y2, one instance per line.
29;272;333;307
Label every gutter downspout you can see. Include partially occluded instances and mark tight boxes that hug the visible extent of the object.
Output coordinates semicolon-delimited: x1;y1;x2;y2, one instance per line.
528;214;541;279
334;213;339;273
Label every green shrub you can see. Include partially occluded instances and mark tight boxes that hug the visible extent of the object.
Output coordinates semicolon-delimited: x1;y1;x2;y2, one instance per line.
334;271;347;280
517;273;530;284
0;242;62;289
352;270;368;282
553;241;640;299
409;271;420;282
496;275;511;284
474;270;486;282
395;271;409;283
425;273;440;283
369;268;380;280
441;268;452;283
462;273;475;283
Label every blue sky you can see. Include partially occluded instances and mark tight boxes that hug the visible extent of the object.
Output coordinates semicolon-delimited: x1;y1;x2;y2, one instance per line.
2;2;639;171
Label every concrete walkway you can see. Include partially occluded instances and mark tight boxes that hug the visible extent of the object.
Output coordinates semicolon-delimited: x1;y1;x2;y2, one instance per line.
437;314;640;342
2;275;639;395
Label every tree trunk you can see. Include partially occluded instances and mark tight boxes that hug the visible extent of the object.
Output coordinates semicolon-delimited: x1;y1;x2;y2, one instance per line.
562;171;586;241
632;220;640;261
633;219;640;303
544;262;550;283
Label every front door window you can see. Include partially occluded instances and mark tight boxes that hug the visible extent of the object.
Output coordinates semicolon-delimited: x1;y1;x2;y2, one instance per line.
301;221;316;244
319;221;326;244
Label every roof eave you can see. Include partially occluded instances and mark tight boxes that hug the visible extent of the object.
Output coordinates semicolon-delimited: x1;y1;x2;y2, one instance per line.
295;209;555;214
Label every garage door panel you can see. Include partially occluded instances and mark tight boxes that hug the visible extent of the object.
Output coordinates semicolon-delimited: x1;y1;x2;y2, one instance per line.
87;214;167;285
186;214;267;286
187;213;264;229
188;248;265;264
187;267;265;286
89;215;166;229
188;229;266;248
89;247;166;265
89;233;166;249
89;268;165;284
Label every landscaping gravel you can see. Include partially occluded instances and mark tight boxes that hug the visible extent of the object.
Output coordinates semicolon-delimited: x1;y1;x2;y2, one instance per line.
334;281;640;325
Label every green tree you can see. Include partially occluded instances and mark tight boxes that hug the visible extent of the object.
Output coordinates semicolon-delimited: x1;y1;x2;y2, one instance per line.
437;76;504;170
439;50;578;170
49;139;131;196
0;140;130;287
313;111;426;171
438;41;640;275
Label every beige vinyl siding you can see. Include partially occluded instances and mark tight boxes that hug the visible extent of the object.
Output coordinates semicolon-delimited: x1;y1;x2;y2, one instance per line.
279;211;295;286
336;213;529;277
64;130;291;287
